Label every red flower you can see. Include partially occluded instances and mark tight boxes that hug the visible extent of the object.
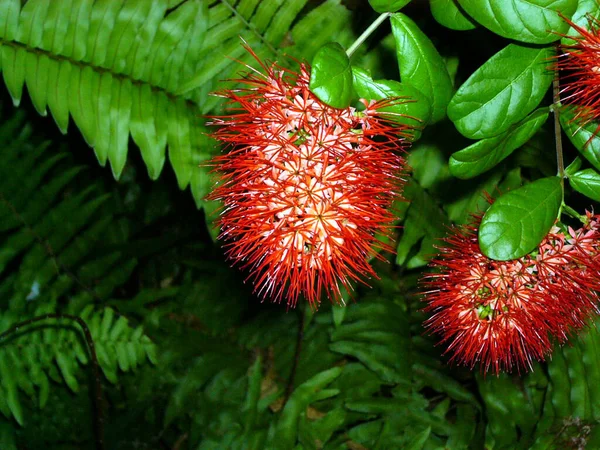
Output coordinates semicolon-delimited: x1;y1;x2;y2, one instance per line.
557;15;600;138
207;46;411;308
422;215;600;374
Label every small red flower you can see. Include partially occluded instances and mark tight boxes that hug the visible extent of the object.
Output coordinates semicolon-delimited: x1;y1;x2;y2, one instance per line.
557;15;600;138
422;214;600;374
208;46;411;308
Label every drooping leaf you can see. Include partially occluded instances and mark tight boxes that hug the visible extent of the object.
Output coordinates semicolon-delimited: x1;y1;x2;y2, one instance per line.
448;43;553;139
569;169;600;202
457;0;577;44
449;108;549;179
479;177;563;260
430;0;476;31
390;12;453;123
310;42;354;109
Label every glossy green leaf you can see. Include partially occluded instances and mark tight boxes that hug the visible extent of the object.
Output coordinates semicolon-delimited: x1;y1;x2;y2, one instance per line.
390;13;453;123
449;108;549;179
560;107;600;172
569;169;600;202
369;0;410;12
448;44;553;139
479;177;562;260
430;0;476;31
352;67;431;141
457;0;577;44
309;42;353;109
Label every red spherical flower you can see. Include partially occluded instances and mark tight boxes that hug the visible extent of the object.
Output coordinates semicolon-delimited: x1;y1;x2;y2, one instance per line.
421;215;600;374
207;47;411;308
557;15;600;139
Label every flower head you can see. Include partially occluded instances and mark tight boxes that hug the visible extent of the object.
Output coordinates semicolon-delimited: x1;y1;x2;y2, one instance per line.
208;46;411;308
557;15;600;138
421;214;600;374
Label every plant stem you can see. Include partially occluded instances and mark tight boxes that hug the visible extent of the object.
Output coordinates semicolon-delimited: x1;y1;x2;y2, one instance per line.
562;203;588;223
346;12;391;58
552;52;565;182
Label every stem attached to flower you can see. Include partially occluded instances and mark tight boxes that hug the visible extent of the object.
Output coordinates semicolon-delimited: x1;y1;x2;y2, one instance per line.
346;12;391;58
562;203;588;224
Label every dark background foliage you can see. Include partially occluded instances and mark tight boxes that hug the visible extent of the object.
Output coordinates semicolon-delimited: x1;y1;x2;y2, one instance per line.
1;0;600;449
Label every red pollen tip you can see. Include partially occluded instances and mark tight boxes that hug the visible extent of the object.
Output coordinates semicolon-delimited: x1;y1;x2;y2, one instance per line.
207;47;412;308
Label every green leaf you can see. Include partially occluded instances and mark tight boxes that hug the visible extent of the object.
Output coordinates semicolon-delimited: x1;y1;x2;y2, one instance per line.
368;0;411;13
479;177;562;260
309;42;354;109
430;0;476;31
449;108;549;179
390;13;453;123
352;67;432;141
457;0;577;44
560;107;600;172
569;169;600;202
448;44;553;139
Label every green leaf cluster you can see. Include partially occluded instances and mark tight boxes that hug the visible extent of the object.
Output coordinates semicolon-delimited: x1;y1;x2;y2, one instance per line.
0;1;600;448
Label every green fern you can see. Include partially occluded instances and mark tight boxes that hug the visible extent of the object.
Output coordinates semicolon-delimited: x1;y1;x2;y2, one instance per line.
0;0;357;208
0;103;161;427
0;305;156;426
0;116;137;311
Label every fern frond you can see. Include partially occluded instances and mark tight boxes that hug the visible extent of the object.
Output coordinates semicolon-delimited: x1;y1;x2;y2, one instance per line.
0;306;156;426
0;121;136;310
0;0;357;206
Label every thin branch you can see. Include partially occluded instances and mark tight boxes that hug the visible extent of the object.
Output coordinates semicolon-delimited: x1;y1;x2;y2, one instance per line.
553;48;565;182
346;12;391;58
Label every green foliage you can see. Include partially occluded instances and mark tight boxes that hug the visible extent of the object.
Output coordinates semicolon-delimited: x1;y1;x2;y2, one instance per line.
391;13;453;123
368;0;411;13
430;0;476;31
1;1;600;448
0;0;360;208
569;169;600;202
449;108;549;179
309;43;353;109
479;177;563;260
457;0;577;43
448;44;553;139
561;107;600;172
